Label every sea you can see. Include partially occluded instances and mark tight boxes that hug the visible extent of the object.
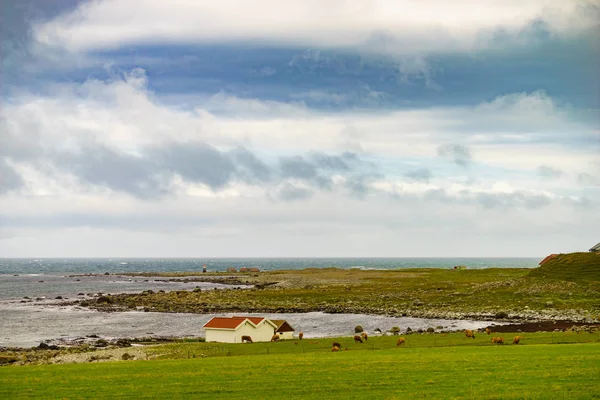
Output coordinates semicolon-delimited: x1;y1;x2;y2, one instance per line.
1;258;535;347
0;257;540;275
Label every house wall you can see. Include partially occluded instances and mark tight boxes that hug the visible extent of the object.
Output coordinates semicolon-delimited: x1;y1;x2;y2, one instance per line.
205;321;276;343
278;331;294;340
236;321;275;342
205;329;238;343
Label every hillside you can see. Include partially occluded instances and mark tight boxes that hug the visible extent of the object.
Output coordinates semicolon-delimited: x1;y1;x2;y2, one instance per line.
529;252;600;282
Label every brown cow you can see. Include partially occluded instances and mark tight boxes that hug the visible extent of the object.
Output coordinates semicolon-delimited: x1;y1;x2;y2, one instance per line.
485;328;492;335
332;342;342;348
396;337;406;346
353;335;363;343
491;337;504;344
331;346;340;352
361;332;368;341
465;329;475;339
270;334;280;342
241;335;253;343
298;332;304;340
512;336;522;344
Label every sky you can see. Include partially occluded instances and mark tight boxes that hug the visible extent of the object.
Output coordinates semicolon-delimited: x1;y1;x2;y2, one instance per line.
0;0;599;258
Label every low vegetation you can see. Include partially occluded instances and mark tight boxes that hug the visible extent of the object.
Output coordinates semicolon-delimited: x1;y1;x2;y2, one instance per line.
82;265;599;321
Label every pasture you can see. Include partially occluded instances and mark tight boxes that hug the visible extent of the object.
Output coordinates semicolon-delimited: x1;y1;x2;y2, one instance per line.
1;332;599;399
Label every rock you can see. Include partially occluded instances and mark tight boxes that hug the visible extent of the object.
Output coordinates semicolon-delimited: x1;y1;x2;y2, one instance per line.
96;296;113;304
104;272;110;275
37;342;59;350
545;301;554;308
55;296;63;300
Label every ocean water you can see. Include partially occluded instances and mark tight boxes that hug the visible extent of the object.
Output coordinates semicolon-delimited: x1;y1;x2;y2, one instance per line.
0;257;540;275
0;258;531;347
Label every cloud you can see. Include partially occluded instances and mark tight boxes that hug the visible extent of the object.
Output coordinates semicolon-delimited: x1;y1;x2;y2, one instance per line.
247;66;277;77
32;1;599;55
437;144;472;167
275;183;314;202
537;165;564;179
405;168;433;183
0;159;24;194
578;172;600;186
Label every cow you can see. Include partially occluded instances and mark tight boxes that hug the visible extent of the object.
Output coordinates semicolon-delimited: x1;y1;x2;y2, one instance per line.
396;337;406;346
361;332;368;341
241;335;253;343
465;329;475;339
298;332;304;340
485;328;492;335
353;335;363;343
491;337;504;344
513;336;522;344
331;346;340;352
270;334;280;342
332;342;342;348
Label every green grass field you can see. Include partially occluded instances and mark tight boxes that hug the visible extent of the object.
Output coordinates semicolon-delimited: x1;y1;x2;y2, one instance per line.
1;342;599;399
2;332;599;399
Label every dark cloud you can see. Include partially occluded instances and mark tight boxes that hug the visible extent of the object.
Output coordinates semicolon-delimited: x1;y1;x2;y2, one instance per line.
405;168;433;183
276;183;313;202
156;143;235;190
437;144;472;167
279;155;331;189
55;144;168;198
230;147;273;183
537;165;563;179
0;158;24;194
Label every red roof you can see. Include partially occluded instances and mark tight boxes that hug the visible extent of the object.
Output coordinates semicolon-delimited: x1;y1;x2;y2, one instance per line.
203;316;266;329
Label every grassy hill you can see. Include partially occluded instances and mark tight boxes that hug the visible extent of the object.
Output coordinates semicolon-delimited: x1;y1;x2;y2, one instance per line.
529;252;600;282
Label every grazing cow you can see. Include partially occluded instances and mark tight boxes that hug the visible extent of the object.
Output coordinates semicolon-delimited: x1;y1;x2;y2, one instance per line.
491;337;504;344
361;332;368;341
299;332;304;340
241;335;253;343
270;334;280;342
465;329;475;339
331;346;340;352
396;337;406;346
485;328;492;335
353;335;363;343
332;342;342;348
513;336;522;344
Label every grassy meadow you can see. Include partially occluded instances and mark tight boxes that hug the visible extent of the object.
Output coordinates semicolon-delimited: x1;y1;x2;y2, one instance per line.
1;339;599;399
2;332;600;399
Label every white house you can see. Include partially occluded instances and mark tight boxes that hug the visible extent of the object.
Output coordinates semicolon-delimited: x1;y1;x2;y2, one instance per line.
271;319;295;340
203;316;278;343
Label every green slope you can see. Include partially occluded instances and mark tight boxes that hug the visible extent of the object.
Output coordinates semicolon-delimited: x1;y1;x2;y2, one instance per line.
529;252;600;282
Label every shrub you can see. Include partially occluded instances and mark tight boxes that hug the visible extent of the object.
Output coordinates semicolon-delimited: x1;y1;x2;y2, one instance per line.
354;325;364;333
390;326;401;335
495;311;509;319
426;327;435;333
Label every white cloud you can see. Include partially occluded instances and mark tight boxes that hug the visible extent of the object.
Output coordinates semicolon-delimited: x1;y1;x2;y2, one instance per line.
2;70;598;256
33;0;599;54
